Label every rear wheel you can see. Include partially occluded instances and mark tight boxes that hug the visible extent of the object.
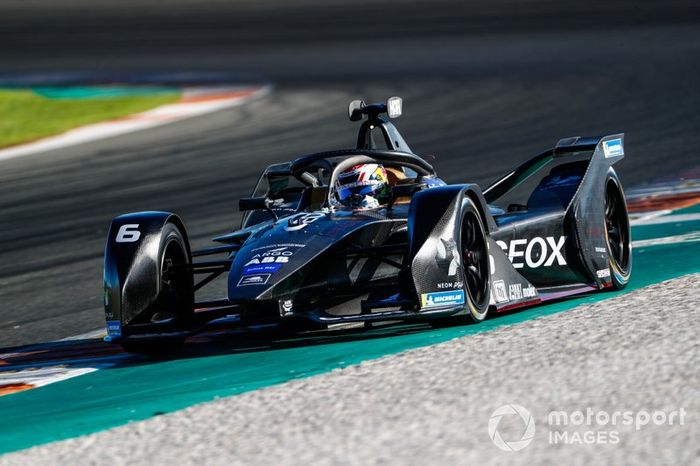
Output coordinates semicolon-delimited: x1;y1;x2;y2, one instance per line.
121;223;193;354
604;176;632;289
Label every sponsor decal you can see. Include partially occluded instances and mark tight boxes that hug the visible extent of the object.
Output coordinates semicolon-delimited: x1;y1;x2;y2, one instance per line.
251;243;305;252
603;138;624;158
280;299;294;316
106;320;121;337
506;283;538;300
597;268;611;278
436;281;463;290
496;236;567;269
243;263;283;275
388;96;402;118
421;290;465;308
285;212;325;232
244;246;298;268
493;280;509;303
509;283;523;300
337;180;368;189
492;282;537;304
237;274;271;286
244;255;289;266
436;238;460;276
523;284;537;298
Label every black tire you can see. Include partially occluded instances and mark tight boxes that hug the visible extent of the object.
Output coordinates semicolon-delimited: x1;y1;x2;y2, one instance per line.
460;198;491;321
431;198;491;327
121;222;193;354
604;175;632;289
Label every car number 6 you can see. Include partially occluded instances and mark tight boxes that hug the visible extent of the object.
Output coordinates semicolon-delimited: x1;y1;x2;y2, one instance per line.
116;224;141;243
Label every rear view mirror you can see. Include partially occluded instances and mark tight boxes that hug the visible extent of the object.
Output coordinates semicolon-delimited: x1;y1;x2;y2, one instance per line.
239;197;272;211
239;197;279;221
349;100;365;121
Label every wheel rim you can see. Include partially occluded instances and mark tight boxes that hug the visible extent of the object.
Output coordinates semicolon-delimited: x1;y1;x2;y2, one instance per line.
151;239;190;323
605;182;630;273
461;211;489;307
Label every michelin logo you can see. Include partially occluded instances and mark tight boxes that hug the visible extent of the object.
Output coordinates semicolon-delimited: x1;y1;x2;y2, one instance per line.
603;138;624;158
421;290;465;308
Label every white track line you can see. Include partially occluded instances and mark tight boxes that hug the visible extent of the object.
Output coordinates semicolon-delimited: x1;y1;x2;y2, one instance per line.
57;329;106;341
630;212;700;226
0;367;101;390
632;231;700;248
629;209;673;222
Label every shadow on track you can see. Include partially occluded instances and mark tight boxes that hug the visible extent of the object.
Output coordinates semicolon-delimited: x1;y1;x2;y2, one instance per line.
0;319;439;389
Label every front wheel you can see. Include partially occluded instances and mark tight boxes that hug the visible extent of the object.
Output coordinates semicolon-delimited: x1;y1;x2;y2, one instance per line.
120;222;193;354
430;197;491;327
460;198;491;321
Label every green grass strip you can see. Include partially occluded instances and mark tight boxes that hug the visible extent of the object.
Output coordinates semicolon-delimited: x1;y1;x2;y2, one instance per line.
0;89;180;149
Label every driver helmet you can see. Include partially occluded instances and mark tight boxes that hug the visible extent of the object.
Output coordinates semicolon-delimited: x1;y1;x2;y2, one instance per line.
335;163;392;209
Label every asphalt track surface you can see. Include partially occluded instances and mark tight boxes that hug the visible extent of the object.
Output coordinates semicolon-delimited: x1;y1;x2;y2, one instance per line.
1;0;700;348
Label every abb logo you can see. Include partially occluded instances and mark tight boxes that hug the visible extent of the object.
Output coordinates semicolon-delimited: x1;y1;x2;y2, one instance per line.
496;236;567;269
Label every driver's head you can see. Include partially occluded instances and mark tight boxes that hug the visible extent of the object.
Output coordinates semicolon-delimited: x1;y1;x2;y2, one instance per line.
336;163;391;209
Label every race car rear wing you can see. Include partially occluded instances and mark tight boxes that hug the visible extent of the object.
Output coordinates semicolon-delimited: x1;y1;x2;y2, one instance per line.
483;134;625;204
554;134;625;159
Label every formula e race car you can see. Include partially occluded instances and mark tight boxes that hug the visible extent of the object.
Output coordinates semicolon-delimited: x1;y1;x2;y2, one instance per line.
103;97;632;352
